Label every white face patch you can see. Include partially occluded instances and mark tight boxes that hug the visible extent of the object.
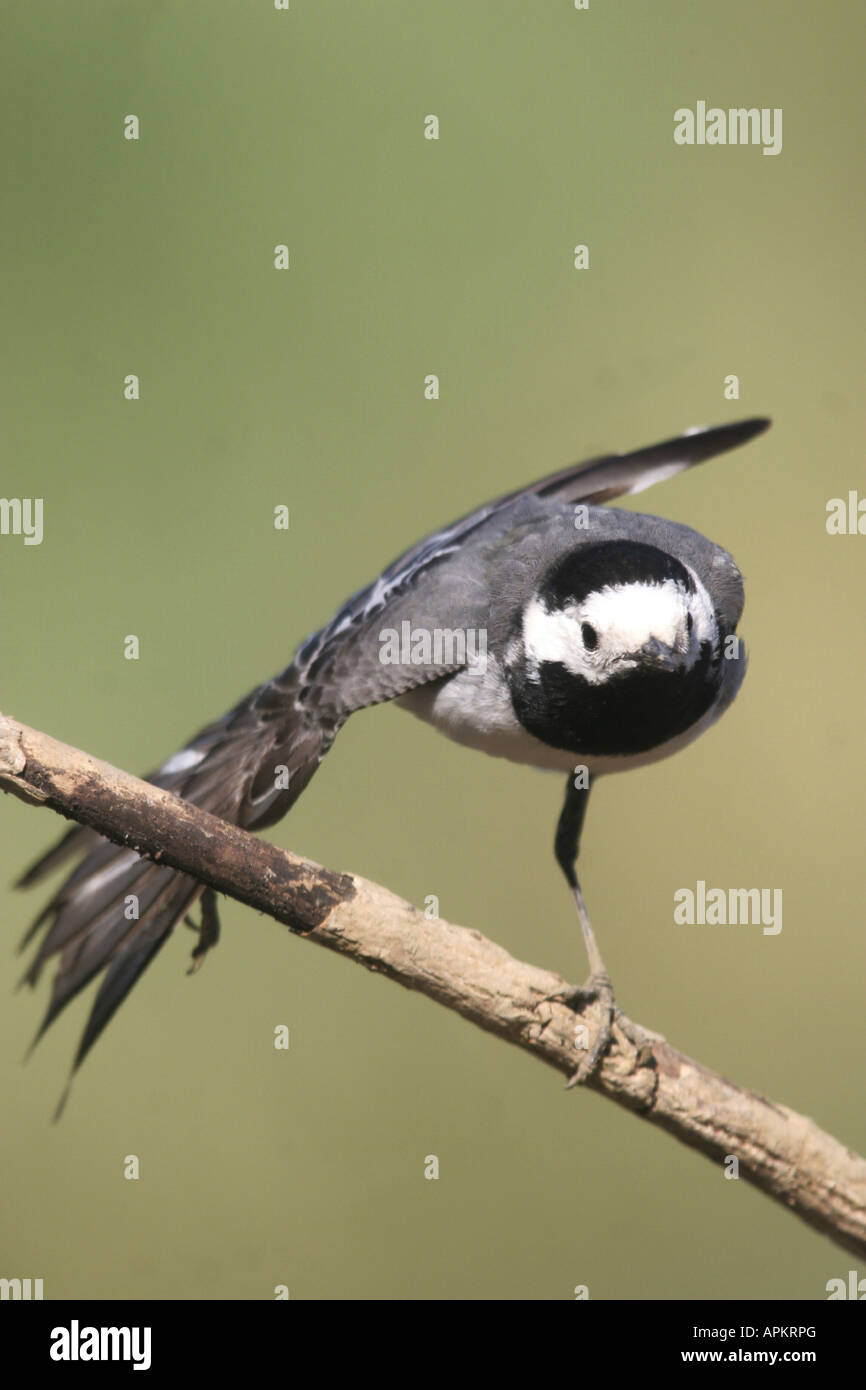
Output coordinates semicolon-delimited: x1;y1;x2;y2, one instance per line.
522;572;717;685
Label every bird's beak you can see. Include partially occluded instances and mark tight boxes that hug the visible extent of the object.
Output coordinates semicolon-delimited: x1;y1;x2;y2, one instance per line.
640;636;681;671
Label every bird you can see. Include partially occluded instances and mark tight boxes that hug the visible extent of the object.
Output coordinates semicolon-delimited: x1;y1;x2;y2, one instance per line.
16;416;769;1110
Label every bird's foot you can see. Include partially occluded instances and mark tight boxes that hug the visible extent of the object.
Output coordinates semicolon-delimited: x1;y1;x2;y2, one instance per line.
184;888;221;974
551;978;661;1087
550;971;617;1087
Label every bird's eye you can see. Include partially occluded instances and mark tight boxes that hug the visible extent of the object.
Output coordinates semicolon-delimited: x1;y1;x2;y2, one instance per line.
686;613;694;635
581;622;598;650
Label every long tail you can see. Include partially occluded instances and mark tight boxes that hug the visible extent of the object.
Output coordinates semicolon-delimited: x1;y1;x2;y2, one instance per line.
16;666;336;1110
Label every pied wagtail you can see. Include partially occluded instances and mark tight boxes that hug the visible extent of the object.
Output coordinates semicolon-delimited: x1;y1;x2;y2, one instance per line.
17;416;769;1102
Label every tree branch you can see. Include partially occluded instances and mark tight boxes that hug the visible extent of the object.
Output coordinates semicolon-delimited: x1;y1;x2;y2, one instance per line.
1;709;864;1259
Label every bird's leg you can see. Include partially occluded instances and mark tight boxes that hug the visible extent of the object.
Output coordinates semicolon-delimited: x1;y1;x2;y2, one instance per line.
185;887;221;974
550;773;655;1086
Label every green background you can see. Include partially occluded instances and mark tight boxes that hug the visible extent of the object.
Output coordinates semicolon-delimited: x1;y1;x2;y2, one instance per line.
1;1;863;1301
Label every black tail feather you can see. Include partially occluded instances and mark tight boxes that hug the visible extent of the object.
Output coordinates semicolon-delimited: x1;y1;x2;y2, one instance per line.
15;823;98;890
14;668;333;1110
71;881;193;1074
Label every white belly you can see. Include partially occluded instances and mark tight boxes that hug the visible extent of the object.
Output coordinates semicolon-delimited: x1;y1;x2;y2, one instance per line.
396;660;577;770
395;653;743;779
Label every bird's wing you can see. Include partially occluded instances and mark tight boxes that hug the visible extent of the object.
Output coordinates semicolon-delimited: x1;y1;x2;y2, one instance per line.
290;417;770;711
490;416;770;508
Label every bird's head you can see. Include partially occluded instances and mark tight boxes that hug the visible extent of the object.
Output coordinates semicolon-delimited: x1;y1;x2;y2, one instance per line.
505;540;735;757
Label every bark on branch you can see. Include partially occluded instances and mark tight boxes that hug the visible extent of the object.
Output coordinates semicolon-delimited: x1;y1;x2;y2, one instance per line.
1;710;864;1259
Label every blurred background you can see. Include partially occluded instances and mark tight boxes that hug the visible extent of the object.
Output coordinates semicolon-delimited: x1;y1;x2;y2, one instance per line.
1;1;864;1300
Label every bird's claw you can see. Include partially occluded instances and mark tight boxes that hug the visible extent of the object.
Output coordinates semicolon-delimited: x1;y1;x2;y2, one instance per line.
185;888;221;974
548;971;617;1087
550;978;660;1086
